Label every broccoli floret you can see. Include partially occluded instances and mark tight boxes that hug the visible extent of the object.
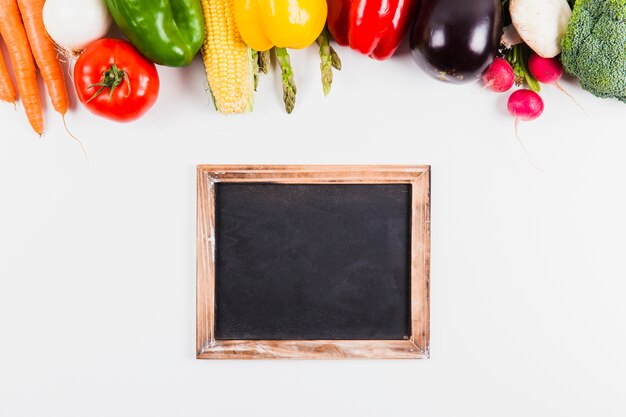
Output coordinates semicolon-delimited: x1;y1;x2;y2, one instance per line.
561;0;626;102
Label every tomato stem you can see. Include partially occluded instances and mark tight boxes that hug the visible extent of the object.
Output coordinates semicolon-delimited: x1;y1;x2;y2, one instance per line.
86;64;131;103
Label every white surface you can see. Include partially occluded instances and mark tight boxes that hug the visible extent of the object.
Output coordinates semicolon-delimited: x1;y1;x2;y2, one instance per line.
1;42;625;417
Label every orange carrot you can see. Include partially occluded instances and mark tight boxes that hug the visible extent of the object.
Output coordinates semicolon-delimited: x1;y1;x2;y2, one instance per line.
0;37;16;103
18;0;68;116
0;0;43;135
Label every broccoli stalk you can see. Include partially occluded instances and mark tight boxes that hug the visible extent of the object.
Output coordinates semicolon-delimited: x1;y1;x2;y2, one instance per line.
561;0;626;102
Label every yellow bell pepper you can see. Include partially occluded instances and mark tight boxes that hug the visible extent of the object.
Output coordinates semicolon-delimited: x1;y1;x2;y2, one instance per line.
234;0;327;51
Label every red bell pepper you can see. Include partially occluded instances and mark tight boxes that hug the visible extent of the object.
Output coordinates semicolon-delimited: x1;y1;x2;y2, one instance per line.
326;0;417;60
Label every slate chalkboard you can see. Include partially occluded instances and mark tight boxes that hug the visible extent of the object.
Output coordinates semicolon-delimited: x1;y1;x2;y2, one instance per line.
196;166;430;359
214;183;412;340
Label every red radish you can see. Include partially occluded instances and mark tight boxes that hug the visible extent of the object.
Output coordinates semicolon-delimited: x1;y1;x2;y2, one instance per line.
508;89;544;120
528;53;584;111
482;57;515;92
528;54;562;84
507;89;544;171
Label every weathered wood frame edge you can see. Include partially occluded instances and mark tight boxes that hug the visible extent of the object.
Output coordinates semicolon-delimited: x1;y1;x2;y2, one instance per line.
196;165;431;359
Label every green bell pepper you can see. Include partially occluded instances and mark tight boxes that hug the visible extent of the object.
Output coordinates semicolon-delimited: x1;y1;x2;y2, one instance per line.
105;0;205;67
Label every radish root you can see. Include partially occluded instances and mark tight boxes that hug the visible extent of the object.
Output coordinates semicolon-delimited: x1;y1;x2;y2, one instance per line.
554;82;586;115
514;118;544;173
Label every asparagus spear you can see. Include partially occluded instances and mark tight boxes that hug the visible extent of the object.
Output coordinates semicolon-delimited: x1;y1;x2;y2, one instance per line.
252;50;260;91
274;47;296;114
258;50;271;74
330;45;342;71
316;28;342;96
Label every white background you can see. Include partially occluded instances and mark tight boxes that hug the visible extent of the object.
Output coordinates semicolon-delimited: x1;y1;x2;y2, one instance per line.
1;38;625;416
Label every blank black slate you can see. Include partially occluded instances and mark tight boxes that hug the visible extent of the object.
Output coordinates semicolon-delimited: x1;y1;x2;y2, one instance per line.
214;183;412;340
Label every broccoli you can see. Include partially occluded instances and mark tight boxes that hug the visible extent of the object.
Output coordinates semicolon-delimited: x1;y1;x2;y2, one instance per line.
561;0;626;102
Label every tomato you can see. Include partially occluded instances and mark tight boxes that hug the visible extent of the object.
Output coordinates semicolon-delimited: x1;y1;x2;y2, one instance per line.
74;38;159;122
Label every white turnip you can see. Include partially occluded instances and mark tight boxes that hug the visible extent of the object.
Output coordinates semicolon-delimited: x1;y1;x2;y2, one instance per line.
509;0;571;58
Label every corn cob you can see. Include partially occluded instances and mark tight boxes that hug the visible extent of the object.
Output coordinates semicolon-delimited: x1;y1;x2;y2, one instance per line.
200;0;255;114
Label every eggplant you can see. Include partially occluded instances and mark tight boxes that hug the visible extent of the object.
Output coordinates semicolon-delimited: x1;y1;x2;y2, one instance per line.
410;0;502;83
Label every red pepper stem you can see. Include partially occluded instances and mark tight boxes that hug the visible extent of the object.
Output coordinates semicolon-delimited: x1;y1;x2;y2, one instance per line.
86;64;131;103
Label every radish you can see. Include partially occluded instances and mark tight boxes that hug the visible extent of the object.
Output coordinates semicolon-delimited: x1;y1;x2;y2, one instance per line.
528;53;562;84
507;89;544;170
507;89;544;121
528;53;584;111
482;57;515;92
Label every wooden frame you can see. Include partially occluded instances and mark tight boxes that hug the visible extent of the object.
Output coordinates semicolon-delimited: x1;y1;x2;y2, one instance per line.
197;165;430;359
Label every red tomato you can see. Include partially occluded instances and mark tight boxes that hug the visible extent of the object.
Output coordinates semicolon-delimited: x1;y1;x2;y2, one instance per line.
74;38;159;122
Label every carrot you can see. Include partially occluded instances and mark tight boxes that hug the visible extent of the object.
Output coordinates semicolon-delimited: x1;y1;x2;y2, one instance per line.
0;36;16;103
17;0;68;116
0;0;43;134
